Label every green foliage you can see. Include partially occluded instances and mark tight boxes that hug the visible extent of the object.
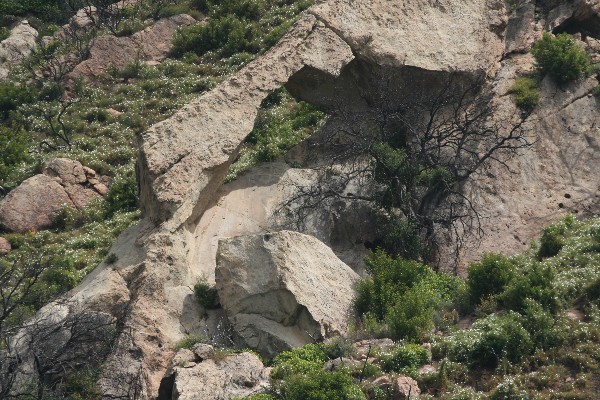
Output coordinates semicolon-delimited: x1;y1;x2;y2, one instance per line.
387;284;435;341
174;334;206;350
538;221;568;258
104;171;138;217
270;343;327;379
320;337;356;360
509;76;540;110
275;369;366;400
467;253;516;306
0;82;34;121
226;88;325;181
500;263;561;314
356;250;464;341
440;312;533;368
194;278;220;309
374;216;422;260
380;343;430;374
0;27;10;41
0;0;65;23
531;32;591;83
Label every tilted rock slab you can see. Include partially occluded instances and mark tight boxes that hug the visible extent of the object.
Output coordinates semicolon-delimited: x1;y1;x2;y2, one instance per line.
216;231;360;357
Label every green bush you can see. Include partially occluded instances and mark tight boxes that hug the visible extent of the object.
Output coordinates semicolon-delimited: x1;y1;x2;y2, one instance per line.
531;32;591;83
509;76;540;110
387;284;435;341
0;82;34;120
194;279;220;309
467;254;516;306
442;312;533;368
320;337;356;360
500;263;561;314
275;369;366;400
172;16;259;58
270;344;327;379
538;224;566;258
380;343;430;374
104;171;138;217
0;27;10;41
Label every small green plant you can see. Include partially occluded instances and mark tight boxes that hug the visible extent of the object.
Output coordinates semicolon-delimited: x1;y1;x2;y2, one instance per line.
531;32;591;83
106;253;118;264
174;334;205;350
509;76;540;110
274;369;366;400
194;278;220;309
104;171;139;217
0;26;10;41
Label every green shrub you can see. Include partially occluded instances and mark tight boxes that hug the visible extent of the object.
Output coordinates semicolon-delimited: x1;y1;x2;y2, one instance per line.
104;171;138;217
509;76;540;110
0;27;10;41
387;284;435;341
500;263;561;314
531;32;591;83
0;82;34;120
271;344;327;379
172;16;258;58
442;313;533;368
538;223;567;258
375;216;422;260
194;278;220;309
158;4;192;18
380;343;430;374
320;337;356;360
275;369;366;400
467;253;516;306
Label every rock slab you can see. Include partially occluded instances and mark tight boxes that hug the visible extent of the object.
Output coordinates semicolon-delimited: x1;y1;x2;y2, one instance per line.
215;231;360;357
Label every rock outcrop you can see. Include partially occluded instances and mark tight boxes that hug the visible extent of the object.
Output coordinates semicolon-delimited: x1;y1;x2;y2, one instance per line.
216;231;360;357
0;20;38;80
68;14;197;81
168;351;270;400
0;158;108;233
14;0;600;398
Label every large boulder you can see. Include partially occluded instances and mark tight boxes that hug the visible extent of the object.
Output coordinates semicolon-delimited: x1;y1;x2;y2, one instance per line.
170;352;270;400
0;20;38;80
0;158;109;233
215;231;360;357
0;175;75;233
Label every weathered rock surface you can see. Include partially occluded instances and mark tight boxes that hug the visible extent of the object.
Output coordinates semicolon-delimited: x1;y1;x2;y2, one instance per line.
0;175;75;233
68;14;196;81
216;231;360;357
171;352;270;400
0;158;108;233
0;21;38;80
394;376;420;399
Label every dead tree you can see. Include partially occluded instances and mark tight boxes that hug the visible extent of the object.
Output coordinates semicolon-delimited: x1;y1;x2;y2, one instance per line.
284;71;532;264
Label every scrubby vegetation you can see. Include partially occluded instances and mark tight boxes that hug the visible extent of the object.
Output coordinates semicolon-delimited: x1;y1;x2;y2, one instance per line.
532;32;591;83
509;76;540;110
248;215;600;399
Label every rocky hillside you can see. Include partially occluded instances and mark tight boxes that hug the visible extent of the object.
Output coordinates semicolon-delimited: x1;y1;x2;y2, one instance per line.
0;0;599;399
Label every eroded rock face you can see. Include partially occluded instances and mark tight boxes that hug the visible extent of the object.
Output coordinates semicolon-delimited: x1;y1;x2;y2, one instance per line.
216;231;360;357
68;14;196;81
0;21;38;80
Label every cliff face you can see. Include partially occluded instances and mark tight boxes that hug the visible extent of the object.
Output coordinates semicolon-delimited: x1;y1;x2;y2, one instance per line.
13;0;600;397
